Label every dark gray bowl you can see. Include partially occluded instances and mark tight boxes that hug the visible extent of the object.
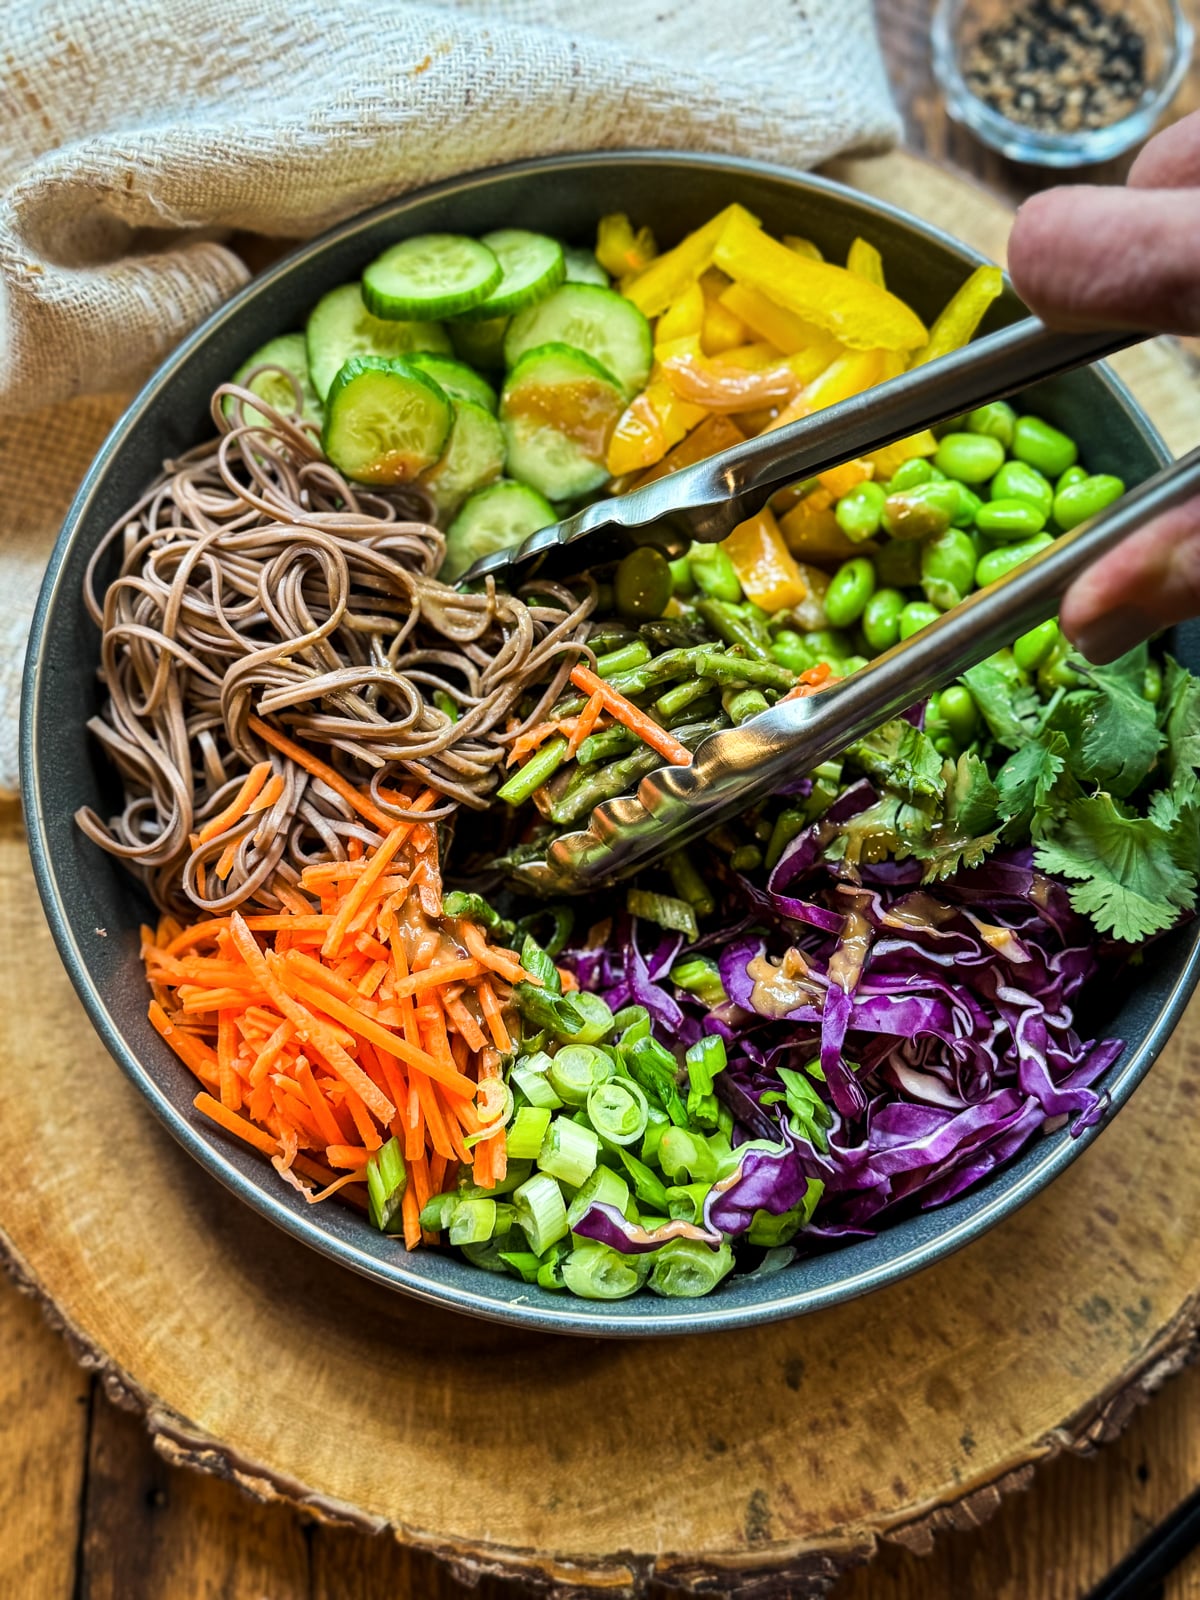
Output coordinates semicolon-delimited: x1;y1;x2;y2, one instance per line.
21;152;1200;1336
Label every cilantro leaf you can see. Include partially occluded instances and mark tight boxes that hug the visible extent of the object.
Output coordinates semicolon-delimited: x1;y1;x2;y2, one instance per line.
914;753;1003;881
1150;765;1200;876
962;654;1042;750
1047;646;1163;798
826;792;934;868
1161;655;1200;775
844;718;946;801
1033;792;1197;942
995;731;1069;842
760;1066;833;1150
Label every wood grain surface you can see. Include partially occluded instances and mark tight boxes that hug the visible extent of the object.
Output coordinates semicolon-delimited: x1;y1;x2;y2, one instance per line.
7;2;1200;1596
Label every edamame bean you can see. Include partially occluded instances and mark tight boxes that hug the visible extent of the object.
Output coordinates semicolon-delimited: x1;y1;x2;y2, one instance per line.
990;460;1053;516
965;400;1016;449
834;479;887;543
974;498;1049;541
1056;464;1088;493
889;457;934;490
1012;414;1078;478
804;628;852;661
1038;642;1085;694
1144;661;1164;704
770;629;813;673
824;557;877;628
933;431;1006;484
898;601;941;640
875;537;922;588
882;482;960;540
1052;473;1125;531
669;556;694;596
1012;618;1060;672
861;587;906;652
841;654;870;674
975;534;1053;587
931;733;960;759
938;685;979;743
689;543;743;602
614;546;672;620
921;528;978;610
951;485;983;527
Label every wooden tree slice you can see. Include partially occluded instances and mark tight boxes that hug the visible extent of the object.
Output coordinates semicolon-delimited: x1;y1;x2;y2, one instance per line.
6;154;1200;1598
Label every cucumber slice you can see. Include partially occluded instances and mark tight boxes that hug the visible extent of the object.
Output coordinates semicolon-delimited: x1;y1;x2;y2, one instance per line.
444;479;556;582
500;342;624;502
420;399;506;523
406;354;498;414
322;356;453;486
362;234;501;320
562;246;610;288
504;283;652;397
306;283;451;400
458;230;565;321
450;315;509;373
223;333;323;430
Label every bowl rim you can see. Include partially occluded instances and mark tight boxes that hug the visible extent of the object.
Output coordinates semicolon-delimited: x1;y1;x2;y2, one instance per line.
21;148;1200;1337
931;0;1195;167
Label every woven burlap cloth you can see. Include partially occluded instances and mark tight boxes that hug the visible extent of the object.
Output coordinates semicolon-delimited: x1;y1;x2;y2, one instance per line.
0;0;899;797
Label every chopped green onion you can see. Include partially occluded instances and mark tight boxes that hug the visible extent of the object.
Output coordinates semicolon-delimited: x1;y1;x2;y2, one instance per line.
616;1009;651;1048
366;1136;408;1234
658;1127;719;1184
441;890;513;938
686;1088;720;1128
595;639;652;678
729;842;763;870
716;1103;734;1140
507;1105;552;1160
534;1237;571;1291
586;1077;650;1146
519;934;561;993
511;1064;564;1110
513;1172;570;1255
666;1181;711;1223
496;734;569;805
449;1196;497;1245
565;1165;632;1228
479;1160;533;1197
764;807;807;871
433;689;460;722
625;1035;689;1127
418;1190;458;1232
547;1044;614;1106
641;1113;669;1166
513;905;575;959
459;1237;512;1273
536;1119;600;1188
685;1034;728;1095
568;990;616;1044
498;1250;541;1283
664;848;715;919
626;888;698;941
647;1238;735;1298
746;1206;804;1247
670;957;727;1008
561;1240;649;1299
616;1146;671;1211
513;982;584;1039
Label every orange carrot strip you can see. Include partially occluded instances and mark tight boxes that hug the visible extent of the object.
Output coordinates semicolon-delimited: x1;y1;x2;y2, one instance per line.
429;1150;449;1194
148;1002;221;1086
249;1020;294;1085
412;1070;455;1159
476;979;512;1053
247;715;396;832
569;664;693;766
325;1144;370;1169
356;933;391;962
401;1185;422;1250
282;948;365;1006
344;1086;383;1150
295;1057;346;1146
445;997;486;1053
505;720;560;767
247;771;286;815
458;922;527;985
197;762;272;844
357;959;389;998
217;1009;242;1111
781;661;841;701
388;957;484;1000
302;1168;369;1203
566;688;606;759
194;1091;279;1156
321;821;413;959
402;1085;425;1162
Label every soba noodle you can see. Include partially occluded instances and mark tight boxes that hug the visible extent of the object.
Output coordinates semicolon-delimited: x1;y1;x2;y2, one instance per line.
76;376;593;916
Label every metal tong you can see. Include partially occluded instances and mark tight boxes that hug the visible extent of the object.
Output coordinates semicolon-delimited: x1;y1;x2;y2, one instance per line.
480;319;1200;895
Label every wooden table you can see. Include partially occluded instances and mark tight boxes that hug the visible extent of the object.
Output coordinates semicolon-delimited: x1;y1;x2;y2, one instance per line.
7;4;1200;1597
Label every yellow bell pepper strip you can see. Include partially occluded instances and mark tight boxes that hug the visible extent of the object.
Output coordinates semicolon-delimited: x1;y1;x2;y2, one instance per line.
712;212;928;353
701;297;749;356
655;281;705;345
846;237;886;289
865;430;939;479
783;235;824;261
596;214;658;279
786;339;844;387
606;378;707;476
911;264;1004;367
622;204;761;318
721;508;808;612
717;282;827;356
711;341;786;371
802;347;896;410
779;499;866;566
629;413;747;490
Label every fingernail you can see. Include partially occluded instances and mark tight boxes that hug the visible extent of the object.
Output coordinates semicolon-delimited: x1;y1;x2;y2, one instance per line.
1069;605;1153;665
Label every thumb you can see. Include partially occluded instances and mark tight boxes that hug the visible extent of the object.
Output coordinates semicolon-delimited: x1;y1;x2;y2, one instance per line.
1008;185;1200;334
1061;494;1200;662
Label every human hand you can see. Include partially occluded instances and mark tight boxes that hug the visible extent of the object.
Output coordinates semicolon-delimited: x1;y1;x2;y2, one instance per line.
1007;111;1200;663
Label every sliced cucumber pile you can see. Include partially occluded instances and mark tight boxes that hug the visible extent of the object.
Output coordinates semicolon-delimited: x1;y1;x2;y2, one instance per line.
443;480;556;581
223;333;323;431
222;221;644;579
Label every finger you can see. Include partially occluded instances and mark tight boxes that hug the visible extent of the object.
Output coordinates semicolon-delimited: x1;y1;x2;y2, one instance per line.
1060;493;1200;662
1008;185;1200;334
1128;111;1200;188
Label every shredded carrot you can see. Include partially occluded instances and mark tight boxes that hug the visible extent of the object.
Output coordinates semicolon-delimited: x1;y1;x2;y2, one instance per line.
196;763;273;844
566;689;606;759
505;720;561;767
781;661;841;701
247;716;396;831
476;979;512;1053
569;664;693;766
326;1144;371;1169
194;1092;279;1156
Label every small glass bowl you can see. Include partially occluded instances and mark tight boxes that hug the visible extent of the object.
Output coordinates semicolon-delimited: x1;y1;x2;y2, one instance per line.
932;0;1194;167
